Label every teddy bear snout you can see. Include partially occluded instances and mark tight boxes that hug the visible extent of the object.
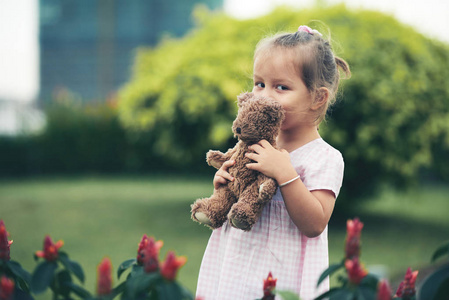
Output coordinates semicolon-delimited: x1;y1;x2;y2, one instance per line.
236;127;242;134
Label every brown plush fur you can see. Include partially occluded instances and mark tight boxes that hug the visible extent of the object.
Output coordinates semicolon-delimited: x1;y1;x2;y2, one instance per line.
191;92;285;231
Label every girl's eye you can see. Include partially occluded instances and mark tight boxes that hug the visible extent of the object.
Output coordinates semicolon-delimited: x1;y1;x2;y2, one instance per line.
276;85;288;91
255;82;265;88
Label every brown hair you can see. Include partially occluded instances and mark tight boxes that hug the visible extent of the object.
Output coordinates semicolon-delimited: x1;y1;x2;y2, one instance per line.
254;29;351;124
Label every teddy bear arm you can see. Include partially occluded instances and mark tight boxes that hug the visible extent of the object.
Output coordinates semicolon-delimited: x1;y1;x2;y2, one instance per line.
206;148;235;169
258;176;278;202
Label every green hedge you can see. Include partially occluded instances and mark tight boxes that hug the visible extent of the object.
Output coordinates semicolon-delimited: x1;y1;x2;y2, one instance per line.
118;5;449;202
0;99;185;177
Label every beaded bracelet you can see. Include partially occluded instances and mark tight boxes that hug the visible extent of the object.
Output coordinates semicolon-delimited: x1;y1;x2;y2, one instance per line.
279;175;301;187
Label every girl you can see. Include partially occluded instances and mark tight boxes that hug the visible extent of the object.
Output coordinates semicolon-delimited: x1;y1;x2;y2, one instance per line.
196;25;351;300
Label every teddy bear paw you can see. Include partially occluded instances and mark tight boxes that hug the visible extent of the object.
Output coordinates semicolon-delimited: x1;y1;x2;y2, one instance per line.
194;212;212;226
230;217;251;231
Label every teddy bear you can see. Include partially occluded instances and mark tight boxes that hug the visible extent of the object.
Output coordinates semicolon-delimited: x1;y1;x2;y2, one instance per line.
191;92;285;231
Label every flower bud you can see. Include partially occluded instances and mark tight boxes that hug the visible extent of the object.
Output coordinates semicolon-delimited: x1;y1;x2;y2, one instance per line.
160;251;187;281
262;272;277;300
0;276;14;300
345;218;363;259
395;267;418;299
0;220;13;261
97;257;113;296
345;257;368;285
377;279;392;300
35;235;64;261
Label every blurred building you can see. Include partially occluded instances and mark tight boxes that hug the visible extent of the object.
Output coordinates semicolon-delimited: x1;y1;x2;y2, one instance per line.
39;0;223;102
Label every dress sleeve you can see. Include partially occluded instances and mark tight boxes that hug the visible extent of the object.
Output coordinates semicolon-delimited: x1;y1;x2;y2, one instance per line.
300;146;344;198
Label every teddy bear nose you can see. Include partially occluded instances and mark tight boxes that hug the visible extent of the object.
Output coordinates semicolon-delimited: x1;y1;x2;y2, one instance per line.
236;127;241;134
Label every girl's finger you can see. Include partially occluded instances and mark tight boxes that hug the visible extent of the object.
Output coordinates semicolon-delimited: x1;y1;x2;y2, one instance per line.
221;160;235;171
245;162;259;171
216;169;234;182
214;175;227;187
214;174;225;182
245;152;259;161
249;144;263;153
258;139;271;148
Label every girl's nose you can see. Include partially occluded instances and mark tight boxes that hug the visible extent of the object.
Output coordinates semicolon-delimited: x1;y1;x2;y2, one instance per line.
262;89;276;100
254;87;274;99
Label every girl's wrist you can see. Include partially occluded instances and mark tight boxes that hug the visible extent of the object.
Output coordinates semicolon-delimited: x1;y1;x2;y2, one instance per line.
279;175;301;187
275;168;299;187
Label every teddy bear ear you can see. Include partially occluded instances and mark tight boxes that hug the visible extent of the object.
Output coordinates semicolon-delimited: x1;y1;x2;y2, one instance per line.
237;92;254;107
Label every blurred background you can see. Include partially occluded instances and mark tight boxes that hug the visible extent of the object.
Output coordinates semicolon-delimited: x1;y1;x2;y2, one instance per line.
1;0;449;297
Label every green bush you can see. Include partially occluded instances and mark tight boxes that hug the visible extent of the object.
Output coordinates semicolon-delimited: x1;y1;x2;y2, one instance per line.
118;4;449;202
0;92;132;176
35;97;127;174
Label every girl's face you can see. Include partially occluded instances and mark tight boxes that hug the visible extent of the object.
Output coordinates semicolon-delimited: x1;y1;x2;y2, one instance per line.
252;48;315;131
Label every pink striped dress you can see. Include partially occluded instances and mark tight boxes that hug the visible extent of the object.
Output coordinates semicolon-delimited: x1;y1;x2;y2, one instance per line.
195;138;344;300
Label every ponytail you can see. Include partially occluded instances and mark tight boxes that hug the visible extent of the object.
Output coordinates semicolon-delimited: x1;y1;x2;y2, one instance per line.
335;56;351;80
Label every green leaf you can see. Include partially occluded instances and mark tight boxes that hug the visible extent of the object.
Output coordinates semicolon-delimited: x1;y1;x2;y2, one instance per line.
65;281;93;298
433;277;449;300
56;269;72;298
330;289;355;300
156;281;193;300
12;287;34;300
15;275;31;293
130;264;144;278
360;273;379;290
5;260;31;288
355;285;377;300
314;287;347;300
418;263;449;300
317;261;344;287
126;272;161;298
59;252;85;283
31;261;58;294
111;281;126;299
431;241;449;262
276;290;301;300
117;258;136;279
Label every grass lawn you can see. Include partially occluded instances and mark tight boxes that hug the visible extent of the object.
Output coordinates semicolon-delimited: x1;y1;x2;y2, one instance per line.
1;176;448;297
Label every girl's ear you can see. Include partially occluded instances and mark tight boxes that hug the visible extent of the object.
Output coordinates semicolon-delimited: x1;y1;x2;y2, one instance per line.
311;87;329;110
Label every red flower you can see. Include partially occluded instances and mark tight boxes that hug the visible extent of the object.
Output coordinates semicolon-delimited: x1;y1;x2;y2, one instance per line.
35;235;64;261
137;235;163;273
345;257;368;285
262;272;277;299
160;251;187;281
136;234;150;265
345;218;364;259
377;279;392;300
0;276;14;300
97;257;113;296
0;220;13;261
395;268;418;299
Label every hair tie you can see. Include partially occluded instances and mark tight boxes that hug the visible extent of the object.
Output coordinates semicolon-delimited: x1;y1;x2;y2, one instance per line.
298;25;322;37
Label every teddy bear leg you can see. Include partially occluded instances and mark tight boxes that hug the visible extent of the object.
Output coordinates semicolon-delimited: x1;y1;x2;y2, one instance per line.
191;187;236;229
228;185;263;231
228;179;278;231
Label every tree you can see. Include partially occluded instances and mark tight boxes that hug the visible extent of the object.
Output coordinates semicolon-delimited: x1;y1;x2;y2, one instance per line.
118;4;449;203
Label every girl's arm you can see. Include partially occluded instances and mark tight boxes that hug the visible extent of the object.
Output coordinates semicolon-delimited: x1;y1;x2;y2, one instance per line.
245;140;335;238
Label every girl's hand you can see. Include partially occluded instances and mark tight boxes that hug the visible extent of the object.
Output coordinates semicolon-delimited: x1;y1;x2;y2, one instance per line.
245;140;296;184
213;160;235;190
